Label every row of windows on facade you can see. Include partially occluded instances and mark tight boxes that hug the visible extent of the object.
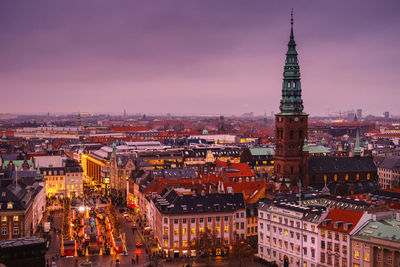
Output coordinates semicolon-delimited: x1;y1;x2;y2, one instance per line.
260;227;316;243
45;170;82;176
320;252;349;266
232;177;256;183
254;160;274;165
165;237;230;248
0;202;15;209
259;248;316;267
260;243;316;258
353;249;392;265
320;229;348;241
379;172;400;178
1;226;19;235
46;174;81;181
46;184;83;189
259;213;315;232
1;215;19;222
166;212;244;225
320;241;348;254
247;226;257;234
166;225;231;236
275;128;304;140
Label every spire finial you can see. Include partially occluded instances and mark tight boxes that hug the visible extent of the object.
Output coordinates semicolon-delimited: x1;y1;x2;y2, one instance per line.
354;129;361;157
291;8;293;25
290;9;294;39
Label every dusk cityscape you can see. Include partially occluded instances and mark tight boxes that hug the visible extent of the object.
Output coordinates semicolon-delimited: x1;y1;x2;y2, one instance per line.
0;1;400;267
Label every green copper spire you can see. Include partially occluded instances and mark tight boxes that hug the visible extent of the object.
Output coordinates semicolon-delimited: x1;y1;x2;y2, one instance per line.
111;143;116;159
354;129;361;156
279;9;304;114
302;138;309;152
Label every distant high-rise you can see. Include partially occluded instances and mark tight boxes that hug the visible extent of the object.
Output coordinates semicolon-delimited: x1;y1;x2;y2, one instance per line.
347;111;356;122
356;109;362;119
384;111;389;119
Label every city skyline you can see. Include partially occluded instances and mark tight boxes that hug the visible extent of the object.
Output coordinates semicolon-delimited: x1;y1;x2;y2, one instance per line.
1;1;399;116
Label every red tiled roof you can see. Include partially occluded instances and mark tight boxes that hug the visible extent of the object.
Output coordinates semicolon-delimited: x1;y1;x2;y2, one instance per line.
201;173;221;184
318;209;364;234
216;161;255;177
110;126;149;132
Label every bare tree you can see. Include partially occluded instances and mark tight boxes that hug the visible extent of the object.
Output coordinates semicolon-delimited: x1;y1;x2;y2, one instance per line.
190;228;222;266
229;239;255;267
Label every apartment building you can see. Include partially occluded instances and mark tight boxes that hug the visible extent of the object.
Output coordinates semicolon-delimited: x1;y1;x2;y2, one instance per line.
257;201;326;267
352;212;400;267
317;209;372;267
377;157;400;189
150;190;246;258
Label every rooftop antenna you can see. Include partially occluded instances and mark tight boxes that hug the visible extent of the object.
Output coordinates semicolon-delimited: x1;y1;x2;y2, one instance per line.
15;167;18;187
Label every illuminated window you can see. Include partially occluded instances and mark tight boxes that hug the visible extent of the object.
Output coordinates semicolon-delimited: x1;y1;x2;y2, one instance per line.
328;231;332;239
367;173;371;180
345;174;349;181
334;174;338;182
13;216;18;222
216;226;220;233
343;234;347;241
174;241;178;248
273;216;277;222
356;173;360;180
1;216;6;222
311;225;315;232
182;240;187;247
191;228;195;235
354;250;359;259
284;230;288;236
164;240;168;247
164;227;168;235
199;227;204;233
364;253;370;261
174;229;178;235
7;202;13;209
207;226;212;232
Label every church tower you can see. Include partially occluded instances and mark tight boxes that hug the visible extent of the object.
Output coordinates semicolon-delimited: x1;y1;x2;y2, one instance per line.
274;11;308;186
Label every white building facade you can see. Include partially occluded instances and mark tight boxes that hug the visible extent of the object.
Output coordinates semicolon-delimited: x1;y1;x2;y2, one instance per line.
258;202;326;267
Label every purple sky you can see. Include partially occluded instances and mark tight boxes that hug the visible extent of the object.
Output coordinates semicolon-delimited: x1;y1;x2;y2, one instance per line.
0;0;399;116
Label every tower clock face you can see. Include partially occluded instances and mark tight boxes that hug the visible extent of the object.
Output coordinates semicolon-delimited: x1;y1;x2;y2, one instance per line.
294;117;299;122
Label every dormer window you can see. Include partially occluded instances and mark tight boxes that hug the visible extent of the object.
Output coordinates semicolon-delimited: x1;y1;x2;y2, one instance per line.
343;223;352;231
333;221;343;229
1;192;5;197
7;202;13;209
322;219;331;227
